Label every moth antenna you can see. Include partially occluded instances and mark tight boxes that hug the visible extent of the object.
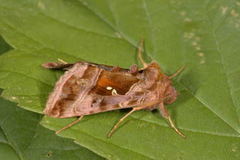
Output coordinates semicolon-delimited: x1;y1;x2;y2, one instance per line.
58;58;68;64
159;103;185;138
42;62;73;70
137;39;148;68
56;116;84;134
108;100;162;137
169;66;185;79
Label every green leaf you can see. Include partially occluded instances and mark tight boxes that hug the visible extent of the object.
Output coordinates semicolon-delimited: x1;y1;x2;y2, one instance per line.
0;29;18;160
0;129;19;160
0;97;104;160
0;0;240;160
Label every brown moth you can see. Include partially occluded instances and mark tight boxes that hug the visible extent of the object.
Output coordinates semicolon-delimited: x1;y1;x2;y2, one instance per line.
42;40;185;137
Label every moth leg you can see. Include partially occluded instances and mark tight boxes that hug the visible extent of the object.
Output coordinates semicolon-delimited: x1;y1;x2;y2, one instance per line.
137;39;148;68
55;116;84;134
169;66;185;79
158;103;185;138
107;100;161;137
107;107;143;137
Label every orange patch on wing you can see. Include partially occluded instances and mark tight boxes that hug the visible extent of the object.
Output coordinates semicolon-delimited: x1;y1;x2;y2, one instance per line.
92;70;139;95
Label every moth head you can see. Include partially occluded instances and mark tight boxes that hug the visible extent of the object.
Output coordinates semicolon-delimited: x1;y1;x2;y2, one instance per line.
163;66;185;104
163;84;178;104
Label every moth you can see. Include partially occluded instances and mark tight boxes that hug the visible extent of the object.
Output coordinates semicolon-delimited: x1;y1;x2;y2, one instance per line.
42;40;185;137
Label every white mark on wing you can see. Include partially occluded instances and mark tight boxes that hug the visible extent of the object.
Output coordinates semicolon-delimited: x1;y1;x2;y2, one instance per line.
106;86;119;95
112;89;118;95
106;86;113;90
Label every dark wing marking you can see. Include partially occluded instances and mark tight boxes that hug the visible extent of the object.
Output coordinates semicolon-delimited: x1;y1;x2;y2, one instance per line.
44;63;102;118
91;70;139;95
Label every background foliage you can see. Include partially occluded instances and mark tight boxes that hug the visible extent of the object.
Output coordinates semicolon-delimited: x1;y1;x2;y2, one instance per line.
0;97;104;160
0;0;240;160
